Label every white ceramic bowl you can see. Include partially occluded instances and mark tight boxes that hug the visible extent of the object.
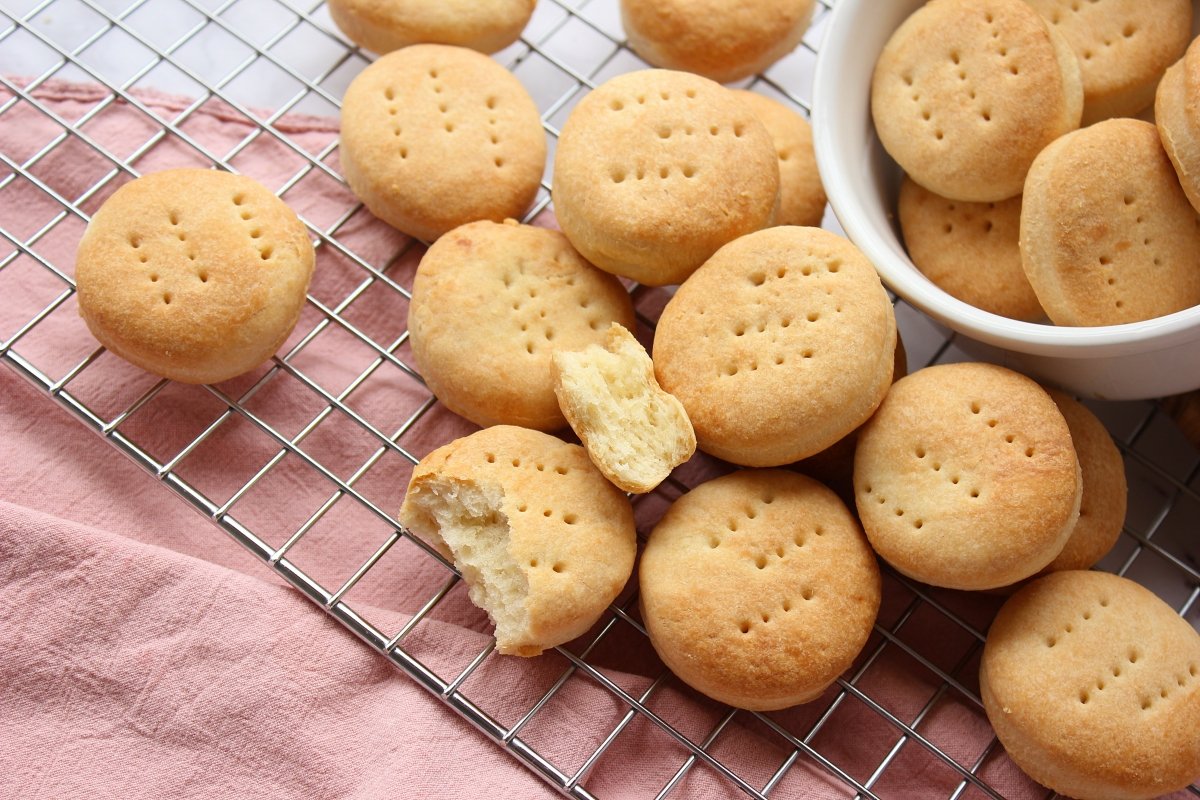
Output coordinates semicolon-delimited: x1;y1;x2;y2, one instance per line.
811;0;1200;400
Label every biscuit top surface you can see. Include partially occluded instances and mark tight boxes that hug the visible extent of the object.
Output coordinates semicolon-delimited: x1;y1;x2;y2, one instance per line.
1027;0;1191;115
654;226;895;460
1020;118;1200;326
640;470;880;708
339;44;545;225
983;571;1200;791
75;168;313;362
854;363;1080;590
552;69;779;285
871;0;1080;201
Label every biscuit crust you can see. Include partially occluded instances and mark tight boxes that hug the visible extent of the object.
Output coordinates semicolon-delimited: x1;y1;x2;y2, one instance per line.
75;168;313;384
340;44;546;242
654;227;896;467
981;571;1200;800
640;470;881;711
854;363;1081;591
1021;118;1200;326
552;69;780;286
871;0;1082;202
408;219;635;431
400;426;637;657
620;0;815;84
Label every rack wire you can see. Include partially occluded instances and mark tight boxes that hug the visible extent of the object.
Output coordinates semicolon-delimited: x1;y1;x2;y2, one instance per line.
1;0;1198;797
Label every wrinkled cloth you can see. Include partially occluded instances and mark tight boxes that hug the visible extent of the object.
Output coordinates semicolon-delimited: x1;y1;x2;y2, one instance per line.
1;77;1189;800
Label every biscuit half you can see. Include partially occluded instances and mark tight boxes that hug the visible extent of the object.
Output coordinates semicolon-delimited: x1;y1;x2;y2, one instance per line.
400;426;637;657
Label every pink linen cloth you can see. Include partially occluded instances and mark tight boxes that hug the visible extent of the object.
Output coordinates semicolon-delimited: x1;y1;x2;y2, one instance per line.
0;78;1187;799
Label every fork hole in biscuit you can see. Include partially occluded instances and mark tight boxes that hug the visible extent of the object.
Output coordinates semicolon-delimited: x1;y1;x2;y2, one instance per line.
260;246;273;260
970;489;980;498
683;166;696;178
755;556;767;569
761;612;770;623
129;235;141;248
486;96;497;110
149;273;158;282
950;51;960;65
923;110;932;121
198;270;208;283
943;222;953;233
1123;24;1136;37
1047;636;1057;647
241;211;252;220
894;508;904;517
1079;691;1089;705
1128;649;1139;664
807;312;820;322
794;534;804;548
984;220;994;233
250;229;262;239
740;621;751;634
139;254;149;263
494;157;504;167
902;74;913;86
552;563;564;573
486;453;495;463
1141;697;1151;710
981;110;991;122
233;193;245;206
1025;447;1035;457
728;520;739;532
802;587;814;600
935;130;944;140
659;166;670;179
750;271;766;286
162;292;172;305
734;123;744;137
709;536;720;549
169;211;179;226
916;447;926;459
913;519;924;529
555;466;568;475
987;419;997;428
802;349;813;359
610;99;623;111
658;126;671;139
1099;256;1112;265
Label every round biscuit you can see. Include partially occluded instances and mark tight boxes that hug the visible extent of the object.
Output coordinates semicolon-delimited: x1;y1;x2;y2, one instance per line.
1026;0;1192;124
854;362;1081;591
1157;37;1200;217
619;0;815;85
1021;118;1200;326
654;227;896;467
639;470;881;711
401;425;637;657
327;0;535;55
981;571;1200;800
75;168;313;385
1039;390;1126;575
552;69;780;286
871;0;1083;202
897;177;1042;321
408;219;635;431
735;90;826;228
339;44;546;242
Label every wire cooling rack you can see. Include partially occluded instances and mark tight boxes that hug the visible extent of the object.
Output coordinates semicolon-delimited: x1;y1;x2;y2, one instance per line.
2;0;1198;797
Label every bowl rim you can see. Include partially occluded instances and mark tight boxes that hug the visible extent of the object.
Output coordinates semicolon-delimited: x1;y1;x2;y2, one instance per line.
810;0;1200;357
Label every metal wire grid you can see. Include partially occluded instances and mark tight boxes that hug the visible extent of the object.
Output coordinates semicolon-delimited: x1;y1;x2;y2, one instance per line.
1;0;1198;796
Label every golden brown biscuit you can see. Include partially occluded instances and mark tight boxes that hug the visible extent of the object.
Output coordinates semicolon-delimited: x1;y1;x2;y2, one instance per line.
552;69;780;286
340;44;546;242
328;0;535;55
408;219;635;431
1039;390;1126;574
654;227;896;467
640;470;881;711
1026;0;1191;124
75;168;313;384
854;363;1081;591
981;571;1200;800
1157;37;1200;216
1021;118;1200;326
871;0;1082;202
551;323;695;494
734;90;826;228
400;426;637;657
620;0;816;84
897;177;1042;321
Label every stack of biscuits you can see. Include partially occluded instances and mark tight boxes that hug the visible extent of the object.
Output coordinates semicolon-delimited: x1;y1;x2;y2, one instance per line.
71;1;1200;796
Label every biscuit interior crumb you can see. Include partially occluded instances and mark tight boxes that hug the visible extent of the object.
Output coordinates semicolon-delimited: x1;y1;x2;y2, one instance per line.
553;324;695;493
404;477;530;651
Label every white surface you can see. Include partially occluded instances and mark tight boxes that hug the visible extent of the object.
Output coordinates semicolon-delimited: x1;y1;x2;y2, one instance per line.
812;0;1200;400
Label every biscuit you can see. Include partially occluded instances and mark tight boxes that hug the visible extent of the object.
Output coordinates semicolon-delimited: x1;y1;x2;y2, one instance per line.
1156;37;1200;216
340;44;546;242
734;90;826;228
1038;390;1126;574
551;323;695;494
75;168;313;385
639;470;881;711
854;363;1081;591
1021;118;1200;326
871;0;1082;202
981;571;1200;799
1027;0;1192;124
552;69;780;286
400;425;637;657
654;226;896;467
620;0;816;85
408;219;635;431
897;177;1042;321
327;0;535;55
